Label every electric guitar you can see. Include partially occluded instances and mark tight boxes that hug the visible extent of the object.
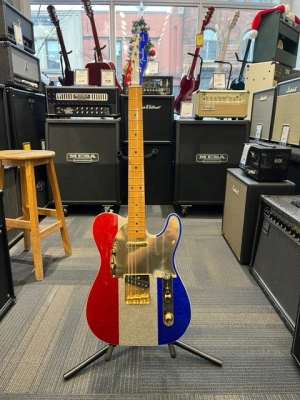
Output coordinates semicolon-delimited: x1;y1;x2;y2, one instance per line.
81;0;123;92
208;10;240;89
174;6;214;114
86;32;191;347
230;36;252;90
47;5;74;86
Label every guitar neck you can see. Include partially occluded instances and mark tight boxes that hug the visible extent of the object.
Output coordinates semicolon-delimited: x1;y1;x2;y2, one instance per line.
127;85;146;240
237;39;251;81
215;29;232;74
88;14;104;62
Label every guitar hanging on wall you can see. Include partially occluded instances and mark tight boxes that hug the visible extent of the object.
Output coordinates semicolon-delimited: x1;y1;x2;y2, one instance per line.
230;35;252;90
86;32;191;347
81;0;123;92
208;9;240;89
47;5;74;86
174;6;215;114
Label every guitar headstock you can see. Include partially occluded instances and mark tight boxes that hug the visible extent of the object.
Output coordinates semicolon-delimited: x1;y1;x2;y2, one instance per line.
229;10;240;29
201;6;215;33
81;0;93;19
47;5;60;27
124;32;148;86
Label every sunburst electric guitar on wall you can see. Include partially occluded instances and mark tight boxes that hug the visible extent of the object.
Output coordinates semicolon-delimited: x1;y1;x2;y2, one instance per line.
208;10;240;89
86;32;191;347
174;6;214;114
81;0;123;92
47;5;74;86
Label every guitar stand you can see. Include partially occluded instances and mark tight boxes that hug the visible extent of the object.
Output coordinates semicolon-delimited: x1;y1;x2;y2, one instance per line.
63;340;223;381
117;148;158;162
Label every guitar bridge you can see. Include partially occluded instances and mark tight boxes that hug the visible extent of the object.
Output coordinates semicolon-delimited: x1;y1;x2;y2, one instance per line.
124;274;150;305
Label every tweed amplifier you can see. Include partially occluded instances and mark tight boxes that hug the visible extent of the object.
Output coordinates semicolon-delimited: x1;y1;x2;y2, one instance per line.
251;194;300;331
123;76;173;95
222;169;295;265
239;143;291;181
0;0;35;54
250;87;277;140
193;89;249;119
45;86;121;117
271;77;300;146
0;41;41;91
244;61;294;121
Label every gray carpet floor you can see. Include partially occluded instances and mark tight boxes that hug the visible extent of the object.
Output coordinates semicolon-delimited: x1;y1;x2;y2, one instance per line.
0;204;300;399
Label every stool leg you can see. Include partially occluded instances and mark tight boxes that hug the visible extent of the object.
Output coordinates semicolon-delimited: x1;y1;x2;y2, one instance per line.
19;166;31;250
47;159;72;256
0;160;4;189
25;161;44;281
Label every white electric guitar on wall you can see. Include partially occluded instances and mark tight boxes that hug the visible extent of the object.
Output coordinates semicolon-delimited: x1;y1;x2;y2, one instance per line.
209;10;240;89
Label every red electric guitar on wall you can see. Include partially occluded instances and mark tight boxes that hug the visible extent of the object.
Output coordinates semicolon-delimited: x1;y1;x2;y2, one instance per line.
81;0;123;92
47;5;74;86
174;6;215;114
86;32;191;347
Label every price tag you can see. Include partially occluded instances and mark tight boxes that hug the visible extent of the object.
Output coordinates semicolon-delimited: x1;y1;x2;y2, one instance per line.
196;33;203;47
74;69;89;86
101;69;115;87
13;23;24;49
180;102;194;119
239;143;252;169
147;61;159;74
280;124;290;146
255;123;263;140
213;73;226;89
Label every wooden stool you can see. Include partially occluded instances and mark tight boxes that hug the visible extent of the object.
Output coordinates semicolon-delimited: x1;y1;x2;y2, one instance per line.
0;150;72;281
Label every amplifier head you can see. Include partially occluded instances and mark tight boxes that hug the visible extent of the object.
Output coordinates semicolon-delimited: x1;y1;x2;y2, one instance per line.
240;143;291;181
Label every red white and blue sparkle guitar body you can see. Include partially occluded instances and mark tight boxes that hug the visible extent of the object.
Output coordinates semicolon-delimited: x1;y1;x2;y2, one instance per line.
86;32;191;346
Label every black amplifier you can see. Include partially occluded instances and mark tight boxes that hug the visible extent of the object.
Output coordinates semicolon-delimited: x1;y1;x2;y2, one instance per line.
0;41;41;91
240;143;291;181
123;76;173;95
0;0;35;54
45;86;121;117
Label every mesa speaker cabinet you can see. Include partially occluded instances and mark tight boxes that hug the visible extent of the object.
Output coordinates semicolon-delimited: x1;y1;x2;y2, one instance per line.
222;168;295;265
174;120;250;205
271;77;300;146
0;190;15;319
251;195;300;331
250;87;277;140
292;297;300;368
121;95;174;142
0;0;35;54
46;119;121;205
0;84;11;150
0;41;41;92
6;87;48;207
121;142;173;205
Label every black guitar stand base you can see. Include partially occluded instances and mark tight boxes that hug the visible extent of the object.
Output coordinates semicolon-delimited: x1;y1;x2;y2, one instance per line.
63;340;222;381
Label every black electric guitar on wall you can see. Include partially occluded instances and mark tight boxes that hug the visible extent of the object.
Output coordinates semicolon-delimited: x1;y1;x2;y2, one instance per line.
47;5;74;86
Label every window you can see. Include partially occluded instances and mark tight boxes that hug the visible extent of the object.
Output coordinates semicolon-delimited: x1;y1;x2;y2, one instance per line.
46;39;60;69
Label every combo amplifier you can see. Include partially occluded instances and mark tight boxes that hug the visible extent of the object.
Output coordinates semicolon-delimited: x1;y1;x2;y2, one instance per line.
121;95;174;142
45;86;121;117
173;120;250;208
251;194;300;331
0;0;35;54
0;41;41;92
46;119;121;205
239;143;291;182
271;77;300;146
222;168;295;265
193;89;249;119
244;61;294;120
123;76;173;95
0;84;11;150
250;87;277;140
292;297;300;368
0;190;15;319
252;10;300;68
